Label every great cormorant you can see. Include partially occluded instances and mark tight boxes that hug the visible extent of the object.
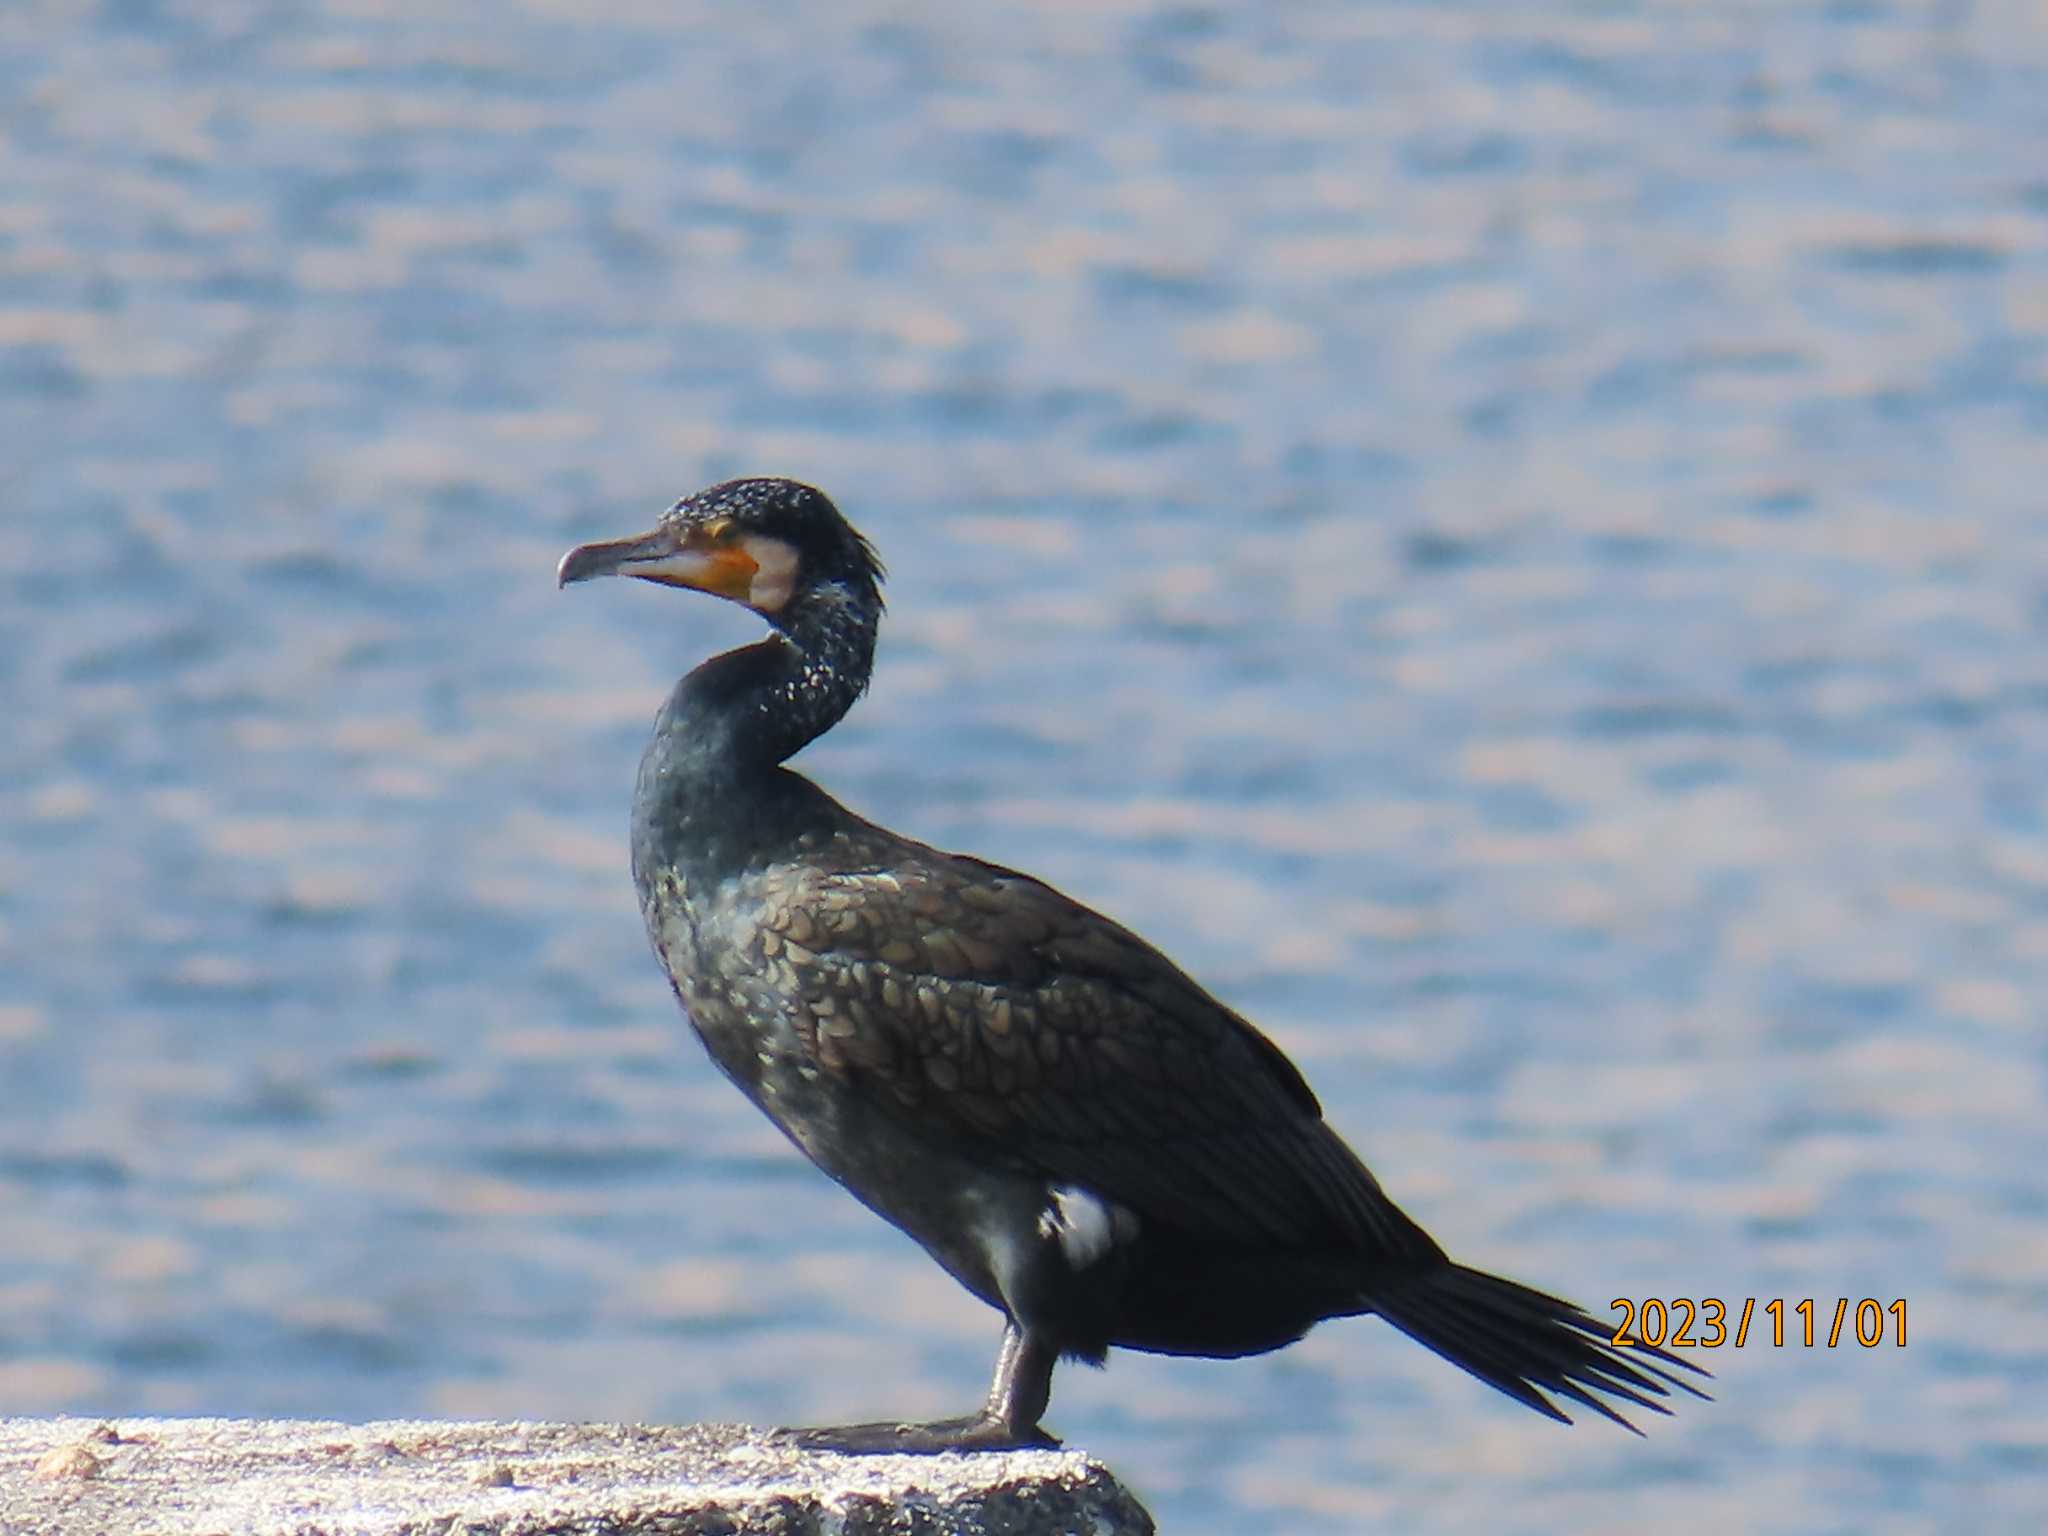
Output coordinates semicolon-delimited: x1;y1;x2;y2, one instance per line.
558;476;1706;1452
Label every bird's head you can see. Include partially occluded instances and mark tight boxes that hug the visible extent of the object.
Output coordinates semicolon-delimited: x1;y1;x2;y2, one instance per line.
558;477;884;631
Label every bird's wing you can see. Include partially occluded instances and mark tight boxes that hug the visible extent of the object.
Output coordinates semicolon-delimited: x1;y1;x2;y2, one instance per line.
750;848;1432;1258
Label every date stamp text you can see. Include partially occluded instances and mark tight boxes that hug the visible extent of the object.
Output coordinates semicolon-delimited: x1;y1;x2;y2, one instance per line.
1609;1297;1907;1349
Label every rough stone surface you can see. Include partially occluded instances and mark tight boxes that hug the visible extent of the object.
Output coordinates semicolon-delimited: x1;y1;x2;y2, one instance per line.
0;1417;1155;1536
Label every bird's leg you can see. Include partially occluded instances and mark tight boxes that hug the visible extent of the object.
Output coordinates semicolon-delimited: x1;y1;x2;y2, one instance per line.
976;1321;1058;1439
776;1323;1060;1454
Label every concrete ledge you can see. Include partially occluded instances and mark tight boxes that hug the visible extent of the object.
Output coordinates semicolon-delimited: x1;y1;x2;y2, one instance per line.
0;1417;1155;1536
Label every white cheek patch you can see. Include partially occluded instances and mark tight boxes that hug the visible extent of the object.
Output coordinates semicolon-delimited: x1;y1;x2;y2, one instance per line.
741;534;800;613
1037;1184;1135;1271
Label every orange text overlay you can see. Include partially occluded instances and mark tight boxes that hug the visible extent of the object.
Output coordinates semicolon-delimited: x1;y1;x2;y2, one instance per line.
1609;1297;1907;1349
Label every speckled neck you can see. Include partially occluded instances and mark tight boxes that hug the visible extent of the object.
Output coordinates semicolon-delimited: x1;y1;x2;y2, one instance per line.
629;594;876;895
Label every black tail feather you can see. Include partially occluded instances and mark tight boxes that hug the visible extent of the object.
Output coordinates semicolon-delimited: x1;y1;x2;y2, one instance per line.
1367;1263;1712;1432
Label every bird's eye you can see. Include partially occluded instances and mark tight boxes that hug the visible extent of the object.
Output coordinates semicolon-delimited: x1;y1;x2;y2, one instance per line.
702;518;737;543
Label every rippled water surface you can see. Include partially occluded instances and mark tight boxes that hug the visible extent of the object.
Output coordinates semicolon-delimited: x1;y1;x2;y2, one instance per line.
6;2;2048;1531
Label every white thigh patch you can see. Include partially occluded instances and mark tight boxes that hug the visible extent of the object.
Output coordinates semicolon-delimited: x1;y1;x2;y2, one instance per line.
1038;1185;1135;1270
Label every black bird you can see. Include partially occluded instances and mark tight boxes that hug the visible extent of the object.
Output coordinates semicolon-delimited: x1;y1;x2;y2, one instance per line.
558;477;1706;1453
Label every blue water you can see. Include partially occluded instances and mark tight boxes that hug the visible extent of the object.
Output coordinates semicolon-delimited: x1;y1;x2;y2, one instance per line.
5;2;2047;1531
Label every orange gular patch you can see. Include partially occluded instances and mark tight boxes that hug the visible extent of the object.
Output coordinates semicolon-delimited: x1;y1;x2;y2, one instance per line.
643;536;758;603
629;530;800;613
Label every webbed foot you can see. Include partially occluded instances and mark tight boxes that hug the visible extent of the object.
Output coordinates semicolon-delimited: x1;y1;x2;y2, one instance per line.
774;1323;1062;1455
775;1413;1060;1454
